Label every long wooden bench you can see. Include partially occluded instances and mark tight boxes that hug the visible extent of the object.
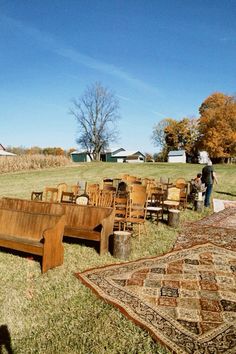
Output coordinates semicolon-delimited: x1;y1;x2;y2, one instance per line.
0;206;65;273
1;198;115;255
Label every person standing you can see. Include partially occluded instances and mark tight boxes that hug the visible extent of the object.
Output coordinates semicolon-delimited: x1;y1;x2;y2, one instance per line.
201;160;218;207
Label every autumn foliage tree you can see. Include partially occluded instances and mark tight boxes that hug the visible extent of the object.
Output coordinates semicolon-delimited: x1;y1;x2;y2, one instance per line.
152;117;199;161
198;92;236;161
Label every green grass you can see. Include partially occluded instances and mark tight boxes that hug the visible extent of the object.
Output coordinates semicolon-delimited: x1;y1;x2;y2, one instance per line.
0;162;235;354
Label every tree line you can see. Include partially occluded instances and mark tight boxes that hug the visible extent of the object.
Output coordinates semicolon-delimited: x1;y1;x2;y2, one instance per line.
152;92;236;163
6;84;236;163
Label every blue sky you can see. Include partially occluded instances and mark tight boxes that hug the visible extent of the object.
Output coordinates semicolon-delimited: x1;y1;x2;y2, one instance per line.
1;0;236;153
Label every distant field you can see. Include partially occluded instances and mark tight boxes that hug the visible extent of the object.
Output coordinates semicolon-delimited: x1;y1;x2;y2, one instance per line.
0;161;235;200
0;162;235;354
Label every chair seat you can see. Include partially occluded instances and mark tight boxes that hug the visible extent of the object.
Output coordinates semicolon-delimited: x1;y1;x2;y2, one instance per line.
163;200;179;207
146;206;162;212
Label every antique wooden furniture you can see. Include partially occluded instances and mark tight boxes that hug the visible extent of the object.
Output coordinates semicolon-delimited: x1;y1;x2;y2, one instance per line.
57;183;68;202
61;203;115;255
126;189;148;239
0;197;115;256
162;187;181;215
97;189;115;207
114;195;128;231
60;191;75;203
44;187;59;203
31;191;43;201
86;183;100;206
75;194;89;205
0;199;65;273
175;178;188;209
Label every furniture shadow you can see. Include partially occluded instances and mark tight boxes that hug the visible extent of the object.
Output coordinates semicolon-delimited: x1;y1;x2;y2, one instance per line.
0;325;14;354
215;191;236;197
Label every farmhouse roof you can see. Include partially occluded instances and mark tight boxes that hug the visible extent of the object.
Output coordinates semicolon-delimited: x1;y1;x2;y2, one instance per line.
168;150;186;156
112;150;144;158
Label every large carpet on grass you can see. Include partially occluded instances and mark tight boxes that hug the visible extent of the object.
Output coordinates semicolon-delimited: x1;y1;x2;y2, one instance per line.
174;208;236;251
76;243;236;354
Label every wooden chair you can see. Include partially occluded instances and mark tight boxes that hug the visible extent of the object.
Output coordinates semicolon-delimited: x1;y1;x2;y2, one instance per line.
86;183;100;206
44;187;59;203
60;191;75;203
102;185;116;192
57;183;68;202
126;189;148;239
103;178;113;187
75;194;89;205
129;184;147;193
69;185;80;196
162;187;181;215
31;191;43;201
97;190;115;208
114;195;128;231
77;180;87;194
176;183;188;210
146;191;163;223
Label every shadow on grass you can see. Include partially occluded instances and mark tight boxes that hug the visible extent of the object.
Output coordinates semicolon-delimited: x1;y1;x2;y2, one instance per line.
0;325;13;354
215;191;236;197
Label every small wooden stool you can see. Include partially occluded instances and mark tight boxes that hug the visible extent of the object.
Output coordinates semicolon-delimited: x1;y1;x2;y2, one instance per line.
113;231;131;260
168;209;180;227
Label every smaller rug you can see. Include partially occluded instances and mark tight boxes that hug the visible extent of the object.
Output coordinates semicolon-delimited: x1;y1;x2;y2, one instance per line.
189;207;236;230
174;208;236;251
76;243;236;354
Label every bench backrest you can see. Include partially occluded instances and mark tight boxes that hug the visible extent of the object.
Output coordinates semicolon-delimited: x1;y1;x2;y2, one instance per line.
0;197;113;230
61;203;113;229
0;197;64;215
0;208;63;240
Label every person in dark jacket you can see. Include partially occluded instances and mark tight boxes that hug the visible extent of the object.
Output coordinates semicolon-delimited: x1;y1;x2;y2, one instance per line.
201;160;218;207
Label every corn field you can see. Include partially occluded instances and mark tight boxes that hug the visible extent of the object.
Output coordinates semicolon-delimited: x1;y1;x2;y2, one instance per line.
0;154;71;173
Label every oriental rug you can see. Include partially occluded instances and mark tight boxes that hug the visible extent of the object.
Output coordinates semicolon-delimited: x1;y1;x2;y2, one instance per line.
174;208;236;251
76;243;236;354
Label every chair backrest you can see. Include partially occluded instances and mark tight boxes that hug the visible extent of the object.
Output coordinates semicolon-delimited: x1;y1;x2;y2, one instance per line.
128;189;148;218
167;187;181;201
98;190;115;207
69;185;80;195
102;185;116;192
31;191;43;201
103;178;113;187
86;183;100;206
75;194;89;205
44;187;59;203
126;175;141;184
77;180;87;193
114;195;128;218
130;184;147;193
57;183;68;202
61;191;75;203
175;178;186;187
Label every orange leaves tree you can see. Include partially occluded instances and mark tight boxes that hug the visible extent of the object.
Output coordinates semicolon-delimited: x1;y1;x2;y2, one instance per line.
152;118;199;161
198;92;236;161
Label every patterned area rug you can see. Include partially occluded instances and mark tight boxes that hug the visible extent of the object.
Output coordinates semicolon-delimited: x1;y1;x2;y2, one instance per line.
76;243;236;354
174;208;236;251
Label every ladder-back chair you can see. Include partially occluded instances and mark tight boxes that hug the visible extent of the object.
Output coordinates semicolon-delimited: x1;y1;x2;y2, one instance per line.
126;189;148;239
44;187;59;203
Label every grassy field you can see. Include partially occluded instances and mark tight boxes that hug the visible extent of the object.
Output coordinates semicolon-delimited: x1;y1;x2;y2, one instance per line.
0;162;235;354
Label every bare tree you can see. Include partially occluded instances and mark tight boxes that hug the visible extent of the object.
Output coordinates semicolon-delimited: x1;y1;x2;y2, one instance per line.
70;82;120;161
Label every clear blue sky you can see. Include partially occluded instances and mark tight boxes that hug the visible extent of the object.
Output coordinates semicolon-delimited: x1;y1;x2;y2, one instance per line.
1;0;236;153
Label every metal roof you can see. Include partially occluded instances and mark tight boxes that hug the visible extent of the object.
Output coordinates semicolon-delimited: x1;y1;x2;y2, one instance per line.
168;150;185;156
